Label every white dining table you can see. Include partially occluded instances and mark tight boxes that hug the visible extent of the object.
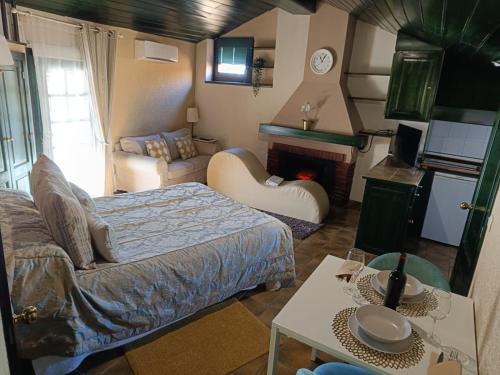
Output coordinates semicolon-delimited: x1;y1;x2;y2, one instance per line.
267;255;478;375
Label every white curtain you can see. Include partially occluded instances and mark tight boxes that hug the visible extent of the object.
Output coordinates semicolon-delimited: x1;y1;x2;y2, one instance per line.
81;25;117;195
18;12;116;197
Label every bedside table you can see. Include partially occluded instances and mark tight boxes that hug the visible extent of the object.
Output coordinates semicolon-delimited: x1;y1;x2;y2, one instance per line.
193;138;220;155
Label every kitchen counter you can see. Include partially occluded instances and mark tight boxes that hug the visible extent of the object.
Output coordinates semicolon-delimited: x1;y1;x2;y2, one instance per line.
364;156;425;186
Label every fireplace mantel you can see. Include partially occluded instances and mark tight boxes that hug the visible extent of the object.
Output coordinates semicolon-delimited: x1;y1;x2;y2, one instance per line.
259;124;368;149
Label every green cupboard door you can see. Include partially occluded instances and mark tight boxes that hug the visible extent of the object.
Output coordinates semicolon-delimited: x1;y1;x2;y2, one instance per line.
355;180;415;255
0;56;34;193
451;111;500;295
385;50;444;122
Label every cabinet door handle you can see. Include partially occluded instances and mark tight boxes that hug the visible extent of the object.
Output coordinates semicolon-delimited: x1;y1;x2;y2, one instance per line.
1;137;12;142
408;219;414;224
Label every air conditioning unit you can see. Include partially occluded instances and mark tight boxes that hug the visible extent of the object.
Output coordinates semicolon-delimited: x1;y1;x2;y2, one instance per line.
135;40;178;63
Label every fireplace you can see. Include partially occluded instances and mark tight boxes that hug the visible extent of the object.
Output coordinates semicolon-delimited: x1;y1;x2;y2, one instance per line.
267;143;355;206
276;150;336;194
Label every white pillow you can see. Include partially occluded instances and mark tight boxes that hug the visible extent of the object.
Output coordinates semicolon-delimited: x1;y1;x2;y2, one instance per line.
70;182;96;212
120;134;161;155
161;128;189;160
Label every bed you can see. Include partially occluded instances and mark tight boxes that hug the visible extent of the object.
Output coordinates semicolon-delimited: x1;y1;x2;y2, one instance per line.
0;182;295;374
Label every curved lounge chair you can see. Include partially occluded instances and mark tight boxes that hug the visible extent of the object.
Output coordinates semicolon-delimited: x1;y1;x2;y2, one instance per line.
207;148;329;224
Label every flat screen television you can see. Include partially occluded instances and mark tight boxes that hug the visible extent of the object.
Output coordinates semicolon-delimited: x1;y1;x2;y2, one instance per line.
391;124;422;167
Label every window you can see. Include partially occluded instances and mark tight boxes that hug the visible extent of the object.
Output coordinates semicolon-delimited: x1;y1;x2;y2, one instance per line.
213;37;254;84
45;60;105;197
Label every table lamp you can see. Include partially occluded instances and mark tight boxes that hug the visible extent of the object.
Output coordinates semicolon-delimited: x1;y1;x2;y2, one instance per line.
186;107;199;137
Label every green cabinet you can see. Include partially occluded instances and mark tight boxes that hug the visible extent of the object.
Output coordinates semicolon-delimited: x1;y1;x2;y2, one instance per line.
355;179;418;254
385;50;444;122
0;53;36;192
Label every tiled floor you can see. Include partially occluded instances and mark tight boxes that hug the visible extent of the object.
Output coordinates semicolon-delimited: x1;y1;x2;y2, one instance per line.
73;202;457;375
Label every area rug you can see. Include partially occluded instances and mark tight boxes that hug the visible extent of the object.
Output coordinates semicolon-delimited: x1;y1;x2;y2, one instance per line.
262;210;324;240
125;302;270;375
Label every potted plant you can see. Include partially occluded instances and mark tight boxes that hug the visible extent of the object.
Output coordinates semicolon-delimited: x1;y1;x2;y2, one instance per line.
252;57;265;97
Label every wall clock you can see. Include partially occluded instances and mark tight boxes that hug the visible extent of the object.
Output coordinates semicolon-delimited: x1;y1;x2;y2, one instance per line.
310;48;335;75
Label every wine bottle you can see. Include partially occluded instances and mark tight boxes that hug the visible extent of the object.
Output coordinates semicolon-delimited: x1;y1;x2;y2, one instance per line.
383;252;407;310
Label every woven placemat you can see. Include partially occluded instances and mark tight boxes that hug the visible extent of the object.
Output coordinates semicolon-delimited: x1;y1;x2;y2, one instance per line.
357;274;438;317
332;307;425;369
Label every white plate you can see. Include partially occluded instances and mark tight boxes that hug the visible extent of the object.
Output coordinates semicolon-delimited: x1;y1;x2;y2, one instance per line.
375;271;424;298
355;305;412;343
348;315;413;354
370;276;426;304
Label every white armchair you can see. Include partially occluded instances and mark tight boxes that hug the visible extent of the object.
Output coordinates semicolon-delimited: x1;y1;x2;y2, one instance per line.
114;135;219;192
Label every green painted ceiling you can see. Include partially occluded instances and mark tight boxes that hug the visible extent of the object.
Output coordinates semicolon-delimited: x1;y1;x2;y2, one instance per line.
11;0;315;43
323;0;500;62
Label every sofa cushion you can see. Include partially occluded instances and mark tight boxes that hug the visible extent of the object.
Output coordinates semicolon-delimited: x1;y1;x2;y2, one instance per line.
70;182;96;212
167;155;211;180
31;155;95;269
160;128;189;160
120;134;161;155
145;139;172;163
174;135;198;160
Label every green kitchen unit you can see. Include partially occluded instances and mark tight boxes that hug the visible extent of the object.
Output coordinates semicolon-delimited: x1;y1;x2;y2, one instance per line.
385;34;444;122
355;157;427;255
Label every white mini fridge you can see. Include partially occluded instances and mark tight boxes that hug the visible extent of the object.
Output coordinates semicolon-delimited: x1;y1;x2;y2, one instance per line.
421;172;477;246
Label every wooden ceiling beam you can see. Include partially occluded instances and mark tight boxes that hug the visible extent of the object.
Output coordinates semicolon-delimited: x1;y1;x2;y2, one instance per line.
261;0;316;14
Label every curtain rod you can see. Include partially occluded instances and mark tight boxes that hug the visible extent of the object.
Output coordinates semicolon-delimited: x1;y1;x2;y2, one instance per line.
11;8;123;38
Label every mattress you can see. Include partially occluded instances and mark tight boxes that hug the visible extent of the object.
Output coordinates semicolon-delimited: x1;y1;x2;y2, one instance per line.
3;183;295;361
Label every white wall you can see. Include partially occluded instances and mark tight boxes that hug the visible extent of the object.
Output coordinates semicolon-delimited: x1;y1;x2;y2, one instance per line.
347;21;429;201
470;191;500;374
194;9;310;165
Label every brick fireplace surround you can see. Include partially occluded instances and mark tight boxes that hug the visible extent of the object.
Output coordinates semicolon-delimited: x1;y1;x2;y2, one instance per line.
267;143;355;206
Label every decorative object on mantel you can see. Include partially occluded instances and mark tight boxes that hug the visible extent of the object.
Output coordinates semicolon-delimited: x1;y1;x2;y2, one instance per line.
300;101;315;130
252;57;265;97
259;124;368;149
186;107;199;137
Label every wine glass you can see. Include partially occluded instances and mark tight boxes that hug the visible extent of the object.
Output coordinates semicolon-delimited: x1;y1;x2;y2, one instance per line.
342;248;365;296
427;288;451;345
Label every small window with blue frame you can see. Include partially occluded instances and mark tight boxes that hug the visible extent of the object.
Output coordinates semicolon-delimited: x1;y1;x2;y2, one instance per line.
213;37;254;84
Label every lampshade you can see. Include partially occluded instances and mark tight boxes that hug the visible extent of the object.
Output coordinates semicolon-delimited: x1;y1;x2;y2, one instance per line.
0;35;14;66
186;107;199;123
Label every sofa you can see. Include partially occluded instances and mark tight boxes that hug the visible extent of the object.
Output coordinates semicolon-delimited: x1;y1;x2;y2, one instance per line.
208;148;330;224
113;128;220;192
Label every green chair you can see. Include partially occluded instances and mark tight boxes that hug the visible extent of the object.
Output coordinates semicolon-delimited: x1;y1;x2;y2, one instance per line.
367;253;451;291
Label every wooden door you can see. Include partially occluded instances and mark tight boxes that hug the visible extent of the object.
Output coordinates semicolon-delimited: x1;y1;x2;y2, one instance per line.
385;50;444;121
0;54;35;193
451;111;500;295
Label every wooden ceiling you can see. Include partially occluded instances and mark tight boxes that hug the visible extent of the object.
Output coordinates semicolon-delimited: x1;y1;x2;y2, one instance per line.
12;0;315;43
323;0;500;62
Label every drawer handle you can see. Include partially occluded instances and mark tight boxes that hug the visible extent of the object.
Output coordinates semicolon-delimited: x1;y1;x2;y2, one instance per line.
408;219;414;224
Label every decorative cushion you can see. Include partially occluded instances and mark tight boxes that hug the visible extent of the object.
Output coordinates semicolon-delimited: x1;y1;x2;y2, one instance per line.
160;128;189;160
174;135;198;160
31;154;95;269
85;210;119;262
145;139;172;163
120;134;161;155
70;182;96;212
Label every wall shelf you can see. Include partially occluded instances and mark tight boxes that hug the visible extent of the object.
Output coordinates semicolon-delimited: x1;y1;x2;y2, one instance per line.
259;124;368;149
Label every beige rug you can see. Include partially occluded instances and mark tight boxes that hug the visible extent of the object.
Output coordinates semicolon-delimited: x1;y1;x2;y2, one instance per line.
125;302;270;375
